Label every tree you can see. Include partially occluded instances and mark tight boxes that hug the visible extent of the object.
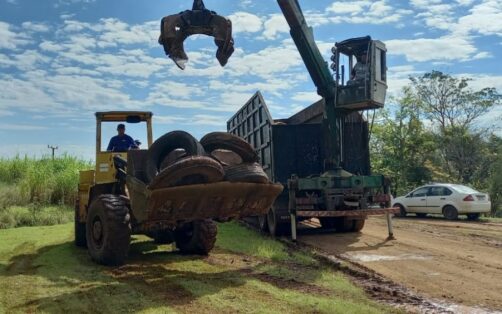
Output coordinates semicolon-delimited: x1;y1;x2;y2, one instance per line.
409;71;501;183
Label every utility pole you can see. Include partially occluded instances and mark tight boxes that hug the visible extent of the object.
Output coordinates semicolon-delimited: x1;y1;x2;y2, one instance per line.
48;145;58;160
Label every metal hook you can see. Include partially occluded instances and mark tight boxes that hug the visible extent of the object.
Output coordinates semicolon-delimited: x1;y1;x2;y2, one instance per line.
192;0;206;10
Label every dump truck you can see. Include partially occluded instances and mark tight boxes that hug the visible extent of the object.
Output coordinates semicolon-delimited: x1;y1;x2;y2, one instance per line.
75;111;282;265
227;1;398;239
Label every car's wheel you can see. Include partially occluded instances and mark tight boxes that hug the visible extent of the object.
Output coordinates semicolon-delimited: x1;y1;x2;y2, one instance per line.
416;213;427;218
175;220;217;255
86;195;131;266
149;156;224;189
466;213;480;221
395;204;407;217
443;205;459;220
267;207;289;237
200;132;259;163
223;163;269;184
258;214;268;232
146;131;205;183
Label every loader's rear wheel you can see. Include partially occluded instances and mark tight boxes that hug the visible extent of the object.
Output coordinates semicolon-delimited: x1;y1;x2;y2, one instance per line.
86;195;131;266
74;201;87;247
175;220;217;255
200;132;259;163
224;163;269;183
151;230;174;245
149;156;224;189
146;131;205;183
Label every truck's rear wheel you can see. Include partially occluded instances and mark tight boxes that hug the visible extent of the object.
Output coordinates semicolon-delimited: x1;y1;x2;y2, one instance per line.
267;207;289;236
319;217;337;229
175;220;217;255
258;214;268;232
352;219;365;232
86;195;131;266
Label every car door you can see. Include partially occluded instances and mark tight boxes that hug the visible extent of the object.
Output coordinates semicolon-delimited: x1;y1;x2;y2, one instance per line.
406;187;429;213
426;186;445;214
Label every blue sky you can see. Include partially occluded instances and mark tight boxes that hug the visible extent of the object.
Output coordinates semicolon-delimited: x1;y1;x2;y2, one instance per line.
0;0;501;160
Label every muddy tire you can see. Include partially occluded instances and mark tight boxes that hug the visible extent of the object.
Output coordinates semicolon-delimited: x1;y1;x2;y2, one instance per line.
149;156;224;189
267;207;289;237
224;163;269;183
74;201;87;247
86;195;131;266
319;217;337;229
175;220;217;255
416;213;427;218
443;205;458;220
467;213;480;221
146;131;205;183
200;132;259;163
258;214;268;232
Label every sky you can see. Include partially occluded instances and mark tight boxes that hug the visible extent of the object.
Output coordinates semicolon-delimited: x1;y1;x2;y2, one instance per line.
0;0;501;160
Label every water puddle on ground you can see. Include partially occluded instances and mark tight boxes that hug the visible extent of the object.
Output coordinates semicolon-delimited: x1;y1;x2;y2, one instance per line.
343;253;432;263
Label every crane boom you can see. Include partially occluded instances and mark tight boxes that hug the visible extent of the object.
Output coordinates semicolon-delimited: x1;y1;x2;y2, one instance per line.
277;0;335;100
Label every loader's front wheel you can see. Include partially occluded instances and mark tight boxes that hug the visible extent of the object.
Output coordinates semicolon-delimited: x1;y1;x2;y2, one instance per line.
175;220;217;255
86;195;131;266
74;200;87;247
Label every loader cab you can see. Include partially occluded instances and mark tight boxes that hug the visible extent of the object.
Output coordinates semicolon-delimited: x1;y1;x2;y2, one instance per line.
94;111;153;184
331;36;387;111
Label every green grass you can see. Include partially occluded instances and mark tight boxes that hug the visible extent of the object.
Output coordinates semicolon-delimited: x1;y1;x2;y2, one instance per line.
0;222;399;314
0;205;73;229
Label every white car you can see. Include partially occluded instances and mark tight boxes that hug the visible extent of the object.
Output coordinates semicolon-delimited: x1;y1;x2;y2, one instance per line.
392;183;491;220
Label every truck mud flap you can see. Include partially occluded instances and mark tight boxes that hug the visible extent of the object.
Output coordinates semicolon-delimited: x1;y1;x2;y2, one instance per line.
144;182;283;223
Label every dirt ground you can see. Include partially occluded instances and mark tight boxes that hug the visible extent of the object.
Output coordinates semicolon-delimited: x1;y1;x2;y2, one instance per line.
297;216;502;312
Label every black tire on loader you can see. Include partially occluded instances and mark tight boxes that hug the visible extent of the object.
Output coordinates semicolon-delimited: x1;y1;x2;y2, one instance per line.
86;195;131;266
149;156;225;189
146;131;205;183
74;200;87;247
224;163;269;184
200;132;259;163
175;220;217;255
151;230;174;245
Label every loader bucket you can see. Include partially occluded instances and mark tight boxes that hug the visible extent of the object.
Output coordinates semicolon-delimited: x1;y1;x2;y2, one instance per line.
127;176;283;224
158;0;234;70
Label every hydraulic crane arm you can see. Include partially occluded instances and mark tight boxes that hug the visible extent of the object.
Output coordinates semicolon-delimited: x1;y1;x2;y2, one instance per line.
277;0;335;100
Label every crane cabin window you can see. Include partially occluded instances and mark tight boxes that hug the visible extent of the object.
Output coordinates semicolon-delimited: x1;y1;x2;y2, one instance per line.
375;48;386;83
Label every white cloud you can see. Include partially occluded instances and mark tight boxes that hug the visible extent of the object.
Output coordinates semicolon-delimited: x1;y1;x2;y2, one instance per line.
0;124;48;131
262;14;289;40
0;21;29;49
228;12;262;33
291;92;321;103
21;21;50;32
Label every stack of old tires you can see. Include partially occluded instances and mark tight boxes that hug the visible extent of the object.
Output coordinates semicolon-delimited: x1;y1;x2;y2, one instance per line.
144;131;269;255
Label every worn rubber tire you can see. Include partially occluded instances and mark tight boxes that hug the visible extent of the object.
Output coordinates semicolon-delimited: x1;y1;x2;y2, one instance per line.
175;220;217;255
416;213;427;218
258;214;268;232
443;205;458;220
224;163;269;183
334;217;354;232
149;156;224;189
466;213;480;221
200;132;259;163
86;195;131;266
146;131;205;183
74;201;87;247
319;217;337;229
267;207;289;237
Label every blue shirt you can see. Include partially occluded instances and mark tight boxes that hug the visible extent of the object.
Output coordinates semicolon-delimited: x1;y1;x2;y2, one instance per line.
107;134;136;152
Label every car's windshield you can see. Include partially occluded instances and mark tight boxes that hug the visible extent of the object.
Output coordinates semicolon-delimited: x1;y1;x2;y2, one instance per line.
450;184;479;194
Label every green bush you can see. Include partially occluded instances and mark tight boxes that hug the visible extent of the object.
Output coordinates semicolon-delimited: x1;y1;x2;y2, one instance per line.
0;206;73;229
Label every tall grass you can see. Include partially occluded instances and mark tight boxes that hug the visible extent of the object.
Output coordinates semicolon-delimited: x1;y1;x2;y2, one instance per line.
0;155;92;228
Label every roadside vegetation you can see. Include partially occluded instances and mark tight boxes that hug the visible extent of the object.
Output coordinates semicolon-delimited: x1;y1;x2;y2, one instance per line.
370;71;502;216
0;222;399;313
0;155;92;228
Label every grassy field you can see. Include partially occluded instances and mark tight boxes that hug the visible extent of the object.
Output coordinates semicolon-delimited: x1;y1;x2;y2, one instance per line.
0;222;399;314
